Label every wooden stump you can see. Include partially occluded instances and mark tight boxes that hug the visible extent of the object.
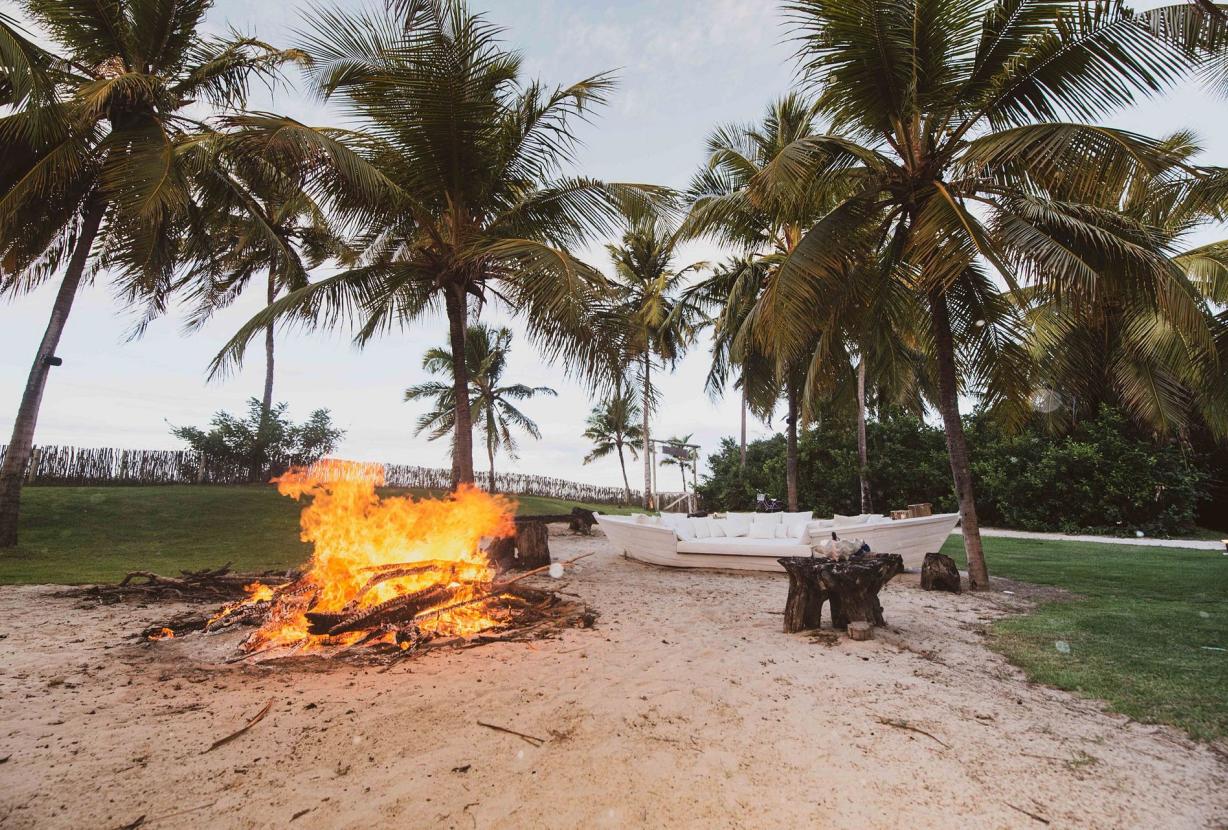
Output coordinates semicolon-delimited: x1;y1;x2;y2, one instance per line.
907;503;932;517
778;558;828;633
567;508;597;535
890;509;911;521
512;521;550;570
920;552;961;593
778;554;904;633
488;521;551;572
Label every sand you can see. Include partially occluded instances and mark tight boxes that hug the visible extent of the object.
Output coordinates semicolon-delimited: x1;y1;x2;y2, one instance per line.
1;529;1225;829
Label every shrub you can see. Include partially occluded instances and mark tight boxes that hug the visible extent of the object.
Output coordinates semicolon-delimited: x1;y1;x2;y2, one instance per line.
968;407;1208;537
698;406;1209;537
171;399;345;483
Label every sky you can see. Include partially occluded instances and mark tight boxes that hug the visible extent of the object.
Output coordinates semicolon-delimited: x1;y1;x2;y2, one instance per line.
3;0;1227;491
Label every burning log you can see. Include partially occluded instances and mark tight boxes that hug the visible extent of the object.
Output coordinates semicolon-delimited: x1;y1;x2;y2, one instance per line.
317;583;465;636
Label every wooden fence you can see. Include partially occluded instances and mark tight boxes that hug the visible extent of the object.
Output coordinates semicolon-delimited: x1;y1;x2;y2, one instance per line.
0;444;640;505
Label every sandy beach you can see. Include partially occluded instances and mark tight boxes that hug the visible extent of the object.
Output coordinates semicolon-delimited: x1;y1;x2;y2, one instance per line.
1;528;1224;829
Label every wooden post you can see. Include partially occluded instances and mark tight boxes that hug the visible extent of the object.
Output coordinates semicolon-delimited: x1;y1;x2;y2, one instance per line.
907;503;932;518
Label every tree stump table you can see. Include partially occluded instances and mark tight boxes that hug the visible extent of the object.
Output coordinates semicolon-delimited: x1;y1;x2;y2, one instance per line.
778;554;904;634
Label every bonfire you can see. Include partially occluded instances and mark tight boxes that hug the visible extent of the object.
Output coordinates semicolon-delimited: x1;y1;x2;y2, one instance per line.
127;459;592;660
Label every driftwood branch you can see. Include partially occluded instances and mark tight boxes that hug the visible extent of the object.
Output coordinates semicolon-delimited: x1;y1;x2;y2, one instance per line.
477;720;546;746
204;699;274;753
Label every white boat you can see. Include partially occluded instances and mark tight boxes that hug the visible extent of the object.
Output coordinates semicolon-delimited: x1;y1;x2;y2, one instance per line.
595;511;960;572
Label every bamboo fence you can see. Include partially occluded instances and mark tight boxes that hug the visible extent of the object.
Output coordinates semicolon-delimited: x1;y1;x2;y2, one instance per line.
0;444;640;505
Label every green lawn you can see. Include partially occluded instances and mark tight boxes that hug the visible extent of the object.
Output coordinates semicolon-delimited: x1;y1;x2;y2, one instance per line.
0;485;634;585
942;536;1228;741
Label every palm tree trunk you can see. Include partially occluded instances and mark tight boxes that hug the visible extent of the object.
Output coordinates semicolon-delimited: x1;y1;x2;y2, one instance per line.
929;290;988;590
262;269;277;419
616;441;632;505
642;353;652;510
785;382;799;512
857;359;873;514
487;432;496;493
251;268;278;483
739;382;747;469
0;200;105;547
444;285;475;488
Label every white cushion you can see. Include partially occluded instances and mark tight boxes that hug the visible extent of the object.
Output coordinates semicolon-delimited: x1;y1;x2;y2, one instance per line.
691;518;712;539
673;517;696;540
863;515;892;526
782;511;813;524
786;521;809;542
705;518;727;537
773;524;789;539
723;514;751;537
749;517;778;539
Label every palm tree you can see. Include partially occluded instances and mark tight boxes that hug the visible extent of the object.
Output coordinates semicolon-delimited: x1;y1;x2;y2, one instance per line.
406;323;556;491
209;0;659;488
582;390;643;504
1025;134;1228;437
0;2;300;546
740;0;1216;588
685;95;851;511
603;218;707;509
183;146;350;479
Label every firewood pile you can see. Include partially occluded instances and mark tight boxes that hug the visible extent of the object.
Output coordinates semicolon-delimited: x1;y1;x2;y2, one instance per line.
64;563;295;604
102;558;595;664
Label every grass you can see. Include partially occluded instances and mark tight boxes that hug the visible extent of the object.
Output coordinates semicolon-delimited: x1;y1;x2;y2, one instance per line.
942;535;1228;741
0;485;635;585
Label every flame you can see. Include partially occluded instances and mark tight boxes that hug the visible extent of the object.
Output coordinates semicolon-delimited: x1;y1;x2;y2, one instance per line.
149;628;174;641
239;459;516;653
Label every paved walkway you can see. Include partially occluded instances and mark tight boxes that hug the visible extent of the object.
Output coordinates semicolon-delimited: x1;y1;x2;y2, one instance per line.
951;527;1224;551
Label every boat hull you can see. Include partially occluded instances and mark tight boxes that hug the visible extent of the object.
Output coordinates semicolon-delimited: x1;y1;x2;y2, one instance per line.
596;513;961;572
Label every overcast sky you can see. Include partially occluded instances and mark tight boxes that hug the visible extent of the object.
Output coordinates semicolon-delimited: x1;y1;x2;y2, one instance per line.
3;0;1226;490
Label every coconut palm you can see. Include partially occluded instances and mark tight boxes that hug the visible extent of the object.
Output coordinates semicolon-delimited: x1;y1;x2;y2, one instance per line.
582;389;644;504
183;146;351;469
685;94;870;511
603;218;707;508
406;323;556;491
1024;133;1228;437
0;1;300;546
736;0;1216;588
209;0;659;488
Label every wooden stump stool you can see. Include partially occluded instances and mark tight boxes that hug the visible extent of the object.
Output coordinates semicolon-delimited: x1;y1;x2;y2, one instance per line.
778;554;904;634
778;558;829;633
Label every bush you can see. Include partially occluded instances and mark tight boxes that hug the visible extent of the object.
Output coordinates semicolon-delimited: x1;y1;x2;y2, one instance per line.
698;406;1210;537
171;399;345;483
698;410;953;516
968;407;1208;537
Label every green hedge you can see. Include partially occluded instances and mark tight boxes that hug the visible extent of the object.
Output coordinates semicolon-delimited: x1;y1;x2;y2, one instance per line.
697;407;1211;538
